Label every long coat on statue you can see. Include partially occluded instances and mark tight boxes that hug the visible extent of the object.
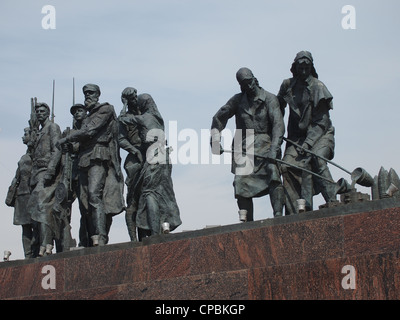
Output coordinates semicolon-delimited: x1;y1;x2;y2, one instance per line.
28;119;62;232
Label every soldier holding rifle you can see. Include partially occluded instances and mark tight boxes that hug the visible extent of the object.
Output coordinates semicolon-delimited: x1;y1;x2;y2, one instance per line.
56;84;124;246
27;102;62;256
5;125;39;258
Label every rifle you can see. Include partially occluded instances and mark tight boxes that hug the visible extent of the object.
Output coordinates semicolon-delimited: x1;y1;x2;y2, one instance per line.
51;80;55;123
54;126;76;251
29;97;39;145
72;77;75;105
72;77;78;129
5;97;37;207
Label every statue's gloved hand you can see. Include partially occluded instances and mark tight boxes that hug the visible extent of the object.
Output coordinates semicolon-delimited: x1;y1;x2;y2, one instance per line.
210;138;224;155
61;142;73;154
55;137;68;150
131;147;143;163
297;142;310;156
43;173;53;186
266;148;277;160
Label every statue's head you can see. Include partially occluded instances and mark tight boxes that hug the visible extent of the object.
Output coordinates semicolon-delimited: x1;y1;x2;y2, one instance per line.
22;127;31;145
137;93;153;114
121;87;138;112
236;67;259;95
290;51;318;79
34;102;50;123
70;103;87;121
83;84;101;108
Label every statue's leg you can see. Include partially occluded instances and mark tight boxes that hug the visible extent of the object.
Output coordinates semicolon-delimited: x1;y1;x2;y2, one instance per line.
146;194;160;235
237;196;254;221
78;169;91;246
125;200;138;241
281;164;302;215
313;147;338;203
21;224;33;259
269;182;284;217
301;171;314;211
39;223;54;256
87;162;107;246
31;221;40;258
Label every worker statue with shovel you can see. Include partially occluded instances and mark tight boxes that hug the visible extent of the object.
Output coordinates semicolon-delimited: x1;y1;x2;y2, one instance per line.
277;51;338;214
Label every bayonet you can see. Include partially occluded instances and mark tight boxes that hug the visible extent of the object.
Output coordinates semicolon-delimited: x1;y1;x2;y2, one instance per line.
51;79;55;122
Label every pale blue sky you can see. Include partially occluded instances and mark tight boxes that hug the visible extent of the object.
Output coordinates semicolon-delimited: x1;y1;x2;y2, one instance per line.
1;0;399;259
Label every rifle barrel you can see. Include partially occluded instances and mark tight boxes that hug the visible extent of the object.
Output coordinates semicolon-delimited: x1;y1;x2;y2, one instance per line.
51;80;55;122
72;77;75;105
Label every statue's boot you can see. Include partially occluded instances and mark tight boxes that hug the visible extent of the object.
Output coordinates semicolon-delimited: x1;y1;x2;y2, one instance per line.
91;207;107;246
270;183;284;217
22;237;33;259
125;204;138;242
319;167;338;203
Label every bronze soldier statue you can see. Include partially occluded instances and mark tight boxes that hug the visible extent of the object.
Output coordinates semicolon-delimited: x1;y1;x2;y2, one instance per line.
69;104;90;247
56;84;124;246
27;102;62;256
211;67;285;220
5;127;39;258
55;104;88;249
277;51;337;214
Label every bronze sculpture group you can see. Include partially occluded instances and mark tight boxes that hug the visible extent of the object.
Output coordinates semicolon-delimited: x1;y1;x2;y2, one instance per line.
211;51;339;221
6;51;393;259
6;84;181;258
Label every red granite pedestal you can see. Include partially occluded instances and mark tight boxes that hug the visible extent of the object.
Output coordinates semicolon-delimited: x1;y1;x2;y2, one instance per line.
1;198;400;300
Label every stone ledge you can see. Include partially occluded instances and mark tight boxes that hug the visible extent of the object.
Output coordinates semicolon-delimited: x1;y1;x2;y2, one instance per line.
1;198;400;300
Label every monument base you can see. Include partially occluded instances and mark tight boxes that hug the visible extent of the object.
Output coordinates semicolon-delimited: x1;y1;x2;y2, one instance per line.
1;198;400;300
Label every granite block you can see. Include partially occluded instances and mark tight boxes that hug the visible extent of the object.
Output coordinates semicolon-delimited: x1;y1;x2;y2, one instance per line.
344;251;400;299
113;270;248;300
248;251;400;300
190;228;277;275
344;208;400;257
248;259;347;300
22;270;248;300
149;239;191;280
2;202;400;300
0;259;64;299
64;246;149;291
14;286;120;300
266;215;344;265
